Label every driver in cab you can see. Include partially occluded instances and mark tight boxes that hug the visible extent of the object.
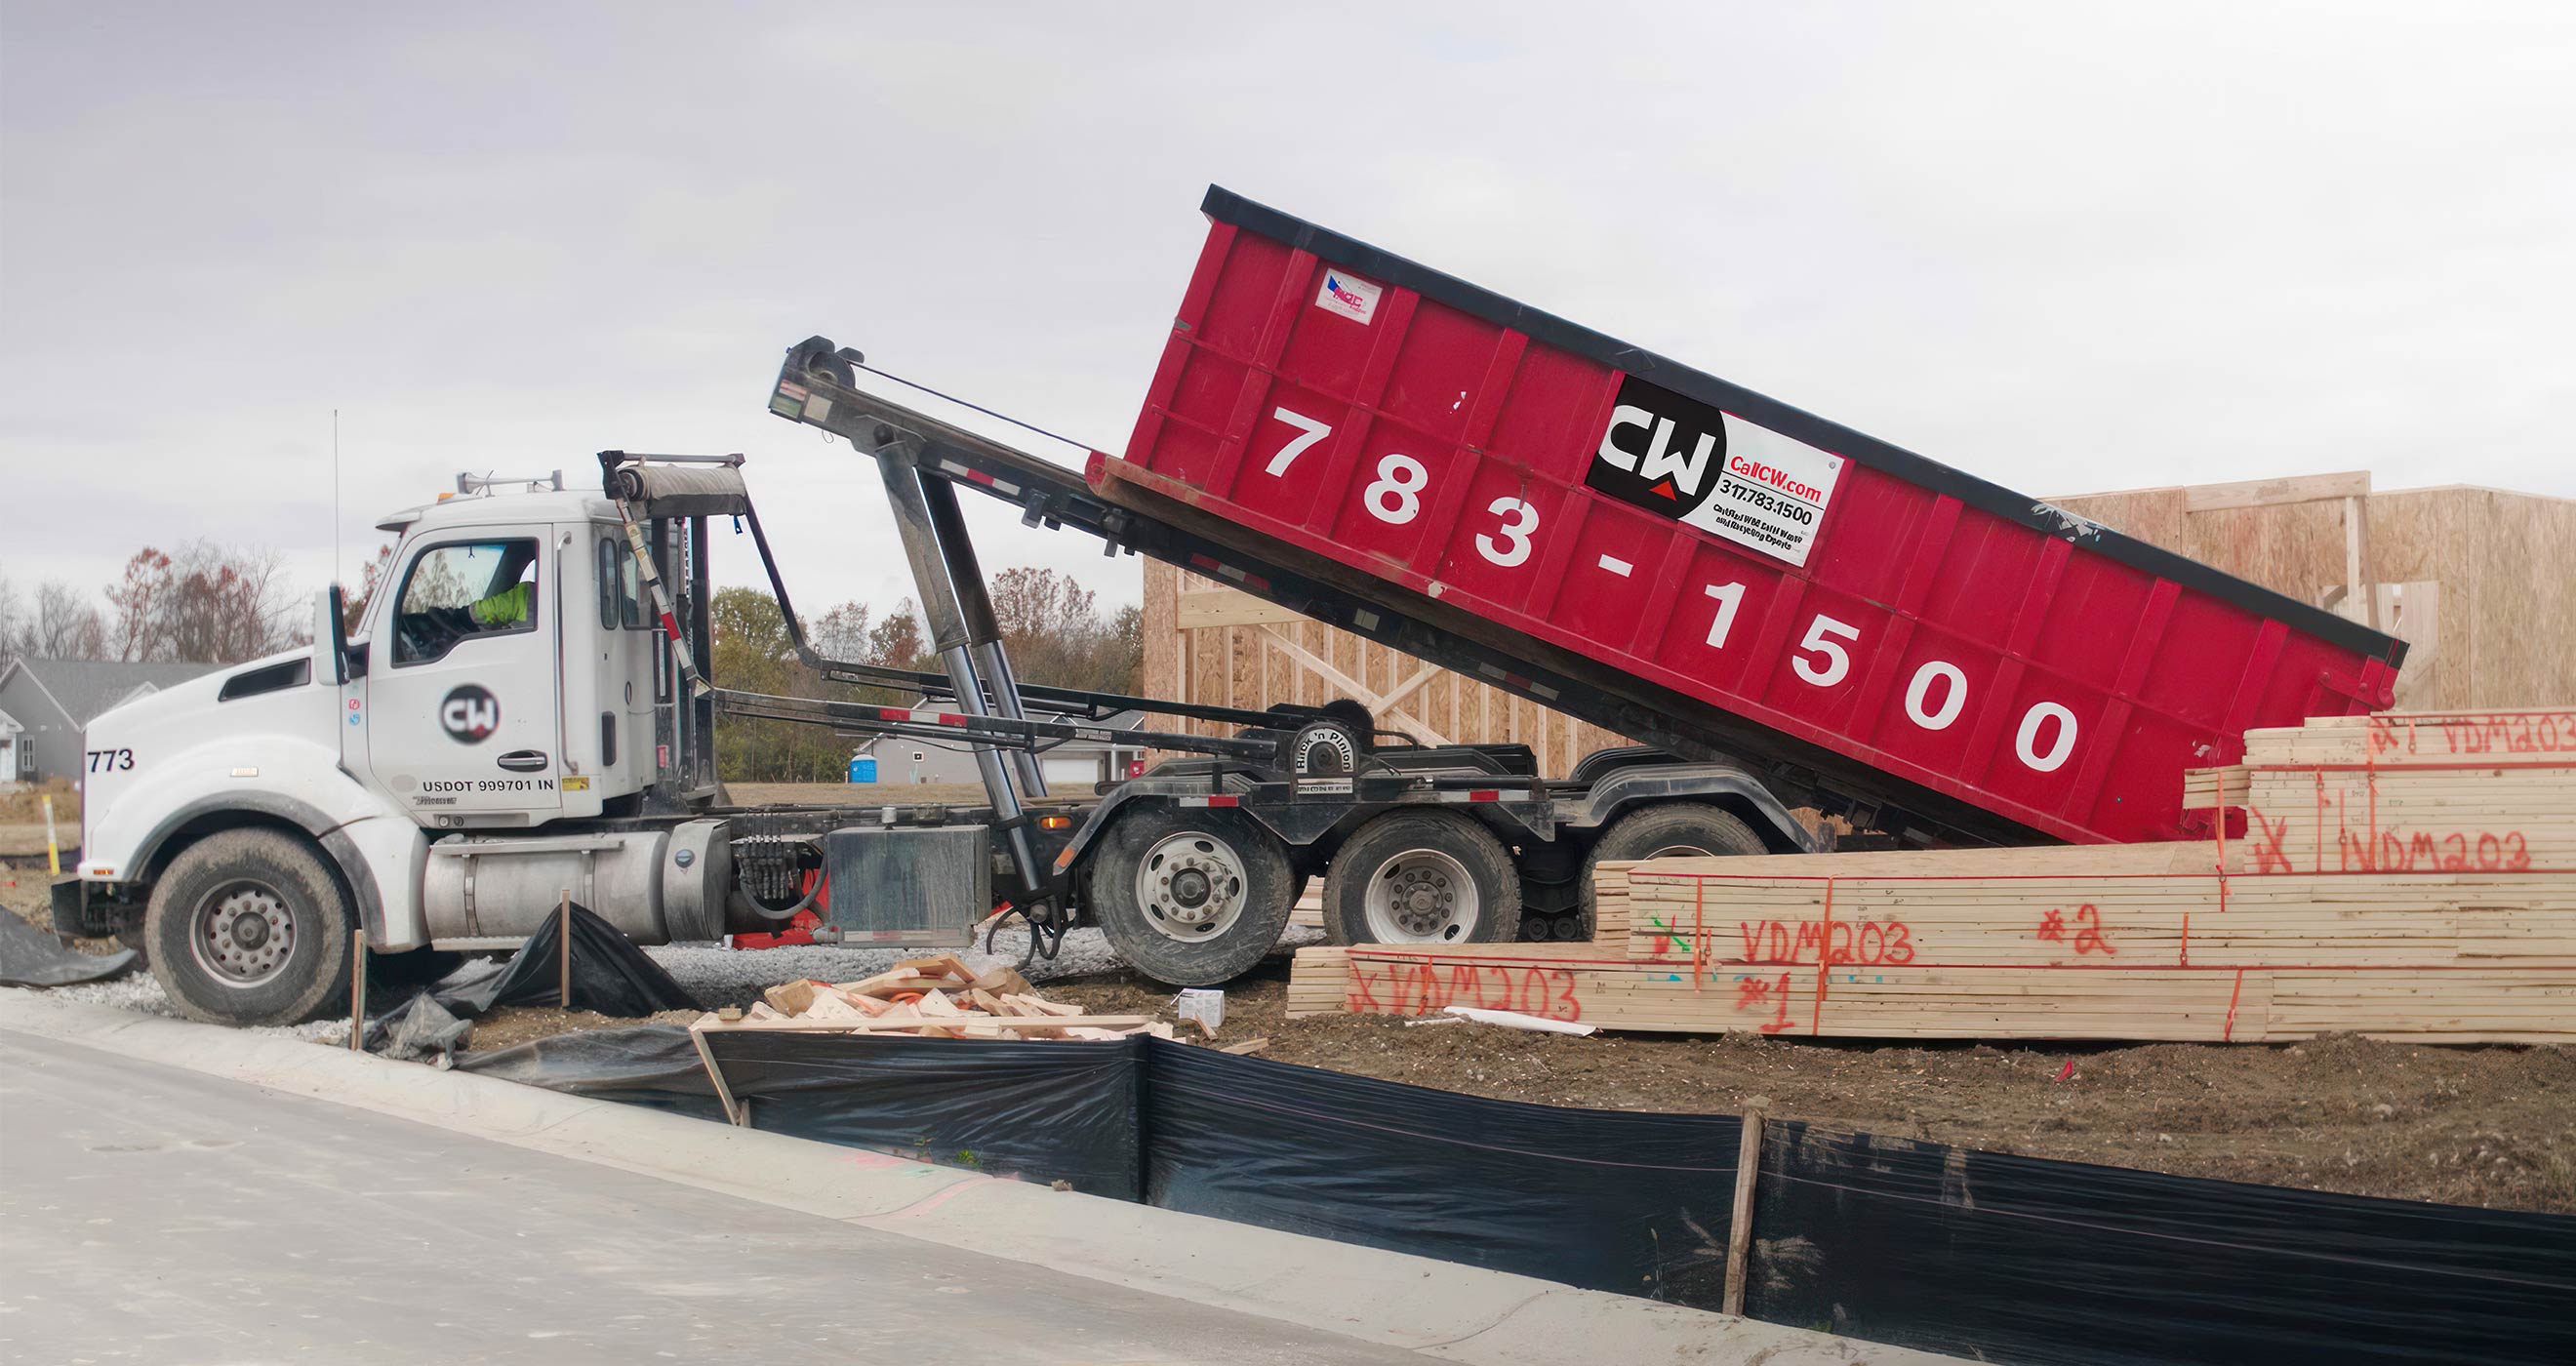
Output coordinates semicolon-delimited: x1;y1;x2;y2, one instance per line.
468;575;532;629
394;541;539;664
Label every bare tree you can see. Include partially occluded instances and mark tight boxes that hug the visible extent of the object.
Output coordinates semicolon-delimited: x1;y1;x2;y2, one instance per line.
1103;603;1143;695
991;565;1100;647
28;582;106;661
987;565;1137;692
162;542;300;663
813;600;873;663
866;600;929;673
104;547;175;663
0;574;22;673
340;542;397;633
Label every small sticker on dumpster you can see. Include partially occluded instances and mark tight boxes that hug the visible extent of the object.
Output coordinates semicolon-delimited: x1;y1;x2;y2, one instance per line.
1314;267;1383;324
1585;374;1844;567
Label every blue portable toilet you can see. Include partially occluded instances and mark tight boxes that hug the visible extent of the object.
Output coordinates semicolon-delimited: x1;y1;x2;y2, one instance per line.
848;754;878;783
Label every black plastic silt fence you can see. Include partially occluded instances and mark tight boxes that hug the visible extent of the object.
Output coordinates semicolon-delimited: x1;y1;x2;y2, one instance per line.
460;1028;2576;1366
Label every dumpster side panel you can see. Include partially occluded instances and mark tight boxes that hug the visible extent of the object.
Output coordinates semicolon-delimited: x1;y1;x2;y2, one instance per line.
1115;191;2403;844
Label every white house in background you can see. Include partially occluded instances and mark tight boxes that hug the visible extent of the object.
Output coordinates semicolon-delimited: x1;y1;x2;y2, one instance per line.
852;703;1150;791
0;659;223;786
0;706;26;789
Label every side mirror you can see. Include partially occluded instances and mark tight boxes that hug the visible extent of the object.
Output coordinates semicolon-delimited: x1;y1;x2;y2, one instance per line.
314;585;349;686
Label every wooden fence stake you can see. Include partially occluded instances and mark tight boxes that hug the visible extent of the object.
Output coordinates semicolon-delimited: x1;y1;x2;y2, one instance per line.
556;890;573;1011
347;929;368;1051
690;1026;747;1127
1722;1105;1765;1316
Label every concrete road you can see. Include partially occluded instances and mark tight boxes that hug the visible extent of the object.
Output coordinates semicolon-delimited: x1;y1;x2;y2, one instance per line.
0;1032;1438;1365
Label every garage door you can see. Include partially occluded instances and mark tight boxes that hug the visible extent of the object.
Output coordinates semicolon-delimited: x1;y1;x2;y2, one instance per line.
1041;756;1099;788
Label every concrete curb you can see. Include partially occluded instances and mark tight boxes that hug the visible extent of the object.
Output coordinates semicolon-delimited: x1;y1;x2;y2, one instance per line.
0;989;1959;1365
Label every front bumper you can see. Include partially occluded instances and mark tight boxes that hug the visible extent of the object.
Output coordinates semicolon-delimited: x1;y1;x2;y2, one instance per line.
49;877;138;939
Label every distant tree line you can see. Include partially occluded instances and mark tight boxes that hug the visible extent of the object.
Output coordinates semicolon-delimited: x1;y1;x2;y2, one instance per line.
0;545;304;673
713;566;1143;783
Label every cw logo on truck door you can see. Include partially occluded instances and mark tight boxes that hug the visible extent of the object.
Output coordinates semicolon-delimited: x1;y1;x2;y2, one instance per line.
440;685;500;743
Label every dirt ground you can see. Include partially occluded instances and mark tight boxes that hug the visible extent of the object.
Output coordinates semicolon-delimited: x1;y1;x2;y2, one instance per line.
1;783;81;859
7;868;2566;1214
463;1004;705;1050
0;782;77;824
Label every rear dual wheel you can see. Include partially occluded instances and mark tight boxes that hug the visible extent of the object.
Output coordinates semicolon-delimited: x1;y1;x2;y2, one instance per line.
1577;803;1768;937
1323;810;1522;947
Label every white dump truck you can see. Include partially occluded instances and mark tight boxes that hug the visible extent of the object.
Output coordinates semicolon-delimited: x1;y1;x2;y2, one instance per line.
53;343;1819;1027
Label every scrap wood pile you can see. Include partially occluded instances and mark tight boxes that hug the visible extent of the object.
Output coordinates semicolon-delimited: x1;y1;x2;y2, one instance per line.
694;954;1172;1040
1292;707;2576;1045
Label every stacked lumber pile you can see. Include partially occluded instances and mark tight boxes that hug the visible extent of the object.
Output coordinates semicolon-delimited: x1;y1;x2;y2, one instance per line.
1290;708;2576;1044
1591;860;1639;943
2187;708;2574;875
693;954;1166;1040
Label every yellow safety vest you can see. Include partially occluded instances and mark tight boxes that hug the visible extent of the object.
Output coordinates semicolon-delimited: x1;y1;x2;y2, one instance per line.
471;582;532;627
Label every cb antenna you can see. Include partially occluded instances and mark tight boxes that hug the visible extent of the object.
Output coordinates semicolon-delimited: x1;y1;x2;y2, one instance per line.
333;409;342;586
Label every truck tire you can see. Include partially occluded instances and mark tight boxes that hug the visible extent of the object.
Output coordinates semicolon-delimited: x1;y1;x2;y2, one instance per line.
1578;803;1767;936
1089;807;1297;986
144;829;355;1027
1324;810;1522;946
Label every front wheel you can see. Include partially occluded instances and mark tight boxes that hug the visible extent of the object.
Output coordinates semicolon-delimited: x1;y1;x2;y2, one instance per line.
1323;810;1522;946
144;829;354;1026
1088;807;1297;986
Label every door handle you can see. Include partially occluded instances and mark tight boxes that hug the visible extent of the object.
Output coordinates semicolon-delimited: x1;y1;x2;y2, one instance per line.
497;750;550;773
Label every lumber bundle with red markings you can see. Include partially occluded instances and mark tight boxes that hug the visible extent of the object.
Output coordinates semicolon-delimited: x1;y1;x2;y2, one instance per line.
1289;710;2576;1044
2187;708;2576;877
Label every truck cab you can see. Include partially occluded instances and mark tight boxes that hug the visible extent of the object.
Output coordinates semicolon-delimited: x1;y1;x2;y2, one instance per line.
60;474;707;1024
353;483;660;829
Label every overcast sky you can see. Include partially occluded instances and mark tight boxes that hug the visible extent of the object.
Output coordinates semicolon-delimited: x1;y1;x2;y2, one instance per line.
5;2;2570;622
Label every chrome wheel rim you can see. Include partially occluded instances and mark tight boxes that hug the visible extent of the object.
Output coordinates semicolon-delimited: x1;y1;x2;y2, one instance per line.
190;881;295;987
1643;843;1716;861
1135;831;1248;943
1362;848;1479;943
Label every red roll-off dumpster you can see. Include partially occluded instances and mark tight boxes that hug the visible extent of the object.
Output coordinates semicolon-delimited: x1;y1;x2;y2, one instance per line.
1097;187;2405;846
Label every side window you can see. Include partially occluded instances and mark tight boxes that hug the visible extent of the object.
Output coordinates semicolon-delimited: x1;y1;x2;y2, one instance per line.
619;544;645;629
391;539;540;665
596;537;621;630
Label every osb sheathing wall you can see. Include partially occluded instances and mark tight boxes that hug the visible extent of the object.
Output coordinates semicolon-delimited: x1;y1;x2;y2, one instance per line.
2047;484;2574;711
1139;484;2572;776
